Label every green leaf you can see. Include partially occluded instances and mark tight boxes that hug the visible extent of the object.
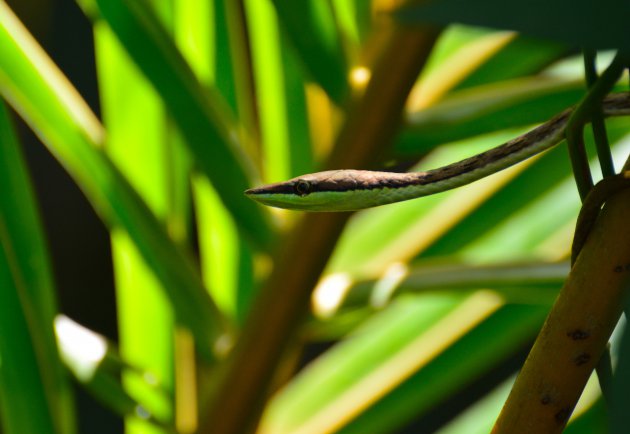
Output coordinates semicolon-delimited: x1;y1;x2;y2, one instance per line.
330;128;531;276
0;4;225;359
95;14;179;433
0;100;75;434
437;377;514;434
422;117;630;259
333;260;566;313
82;0;274;250
0;244;57;434
329;76;624;305
264;294;546;434
262;294;463;433
271;0;349;105
176;0;257;321
397;76;586;156
244;0;314;182
455;35;568;89
565;397;608;433
335;303;546;434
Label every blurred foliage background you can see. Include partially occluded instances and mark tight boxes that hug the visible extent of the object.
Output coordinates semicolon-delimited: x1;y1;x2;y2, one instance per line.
1;0;629;433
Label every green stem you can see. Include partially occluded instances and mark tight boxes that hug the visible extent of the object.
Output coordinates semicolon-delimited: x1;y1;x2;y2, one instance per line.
583;61;630;389
566;52;626;199
583;50;615;178
583;50;598;85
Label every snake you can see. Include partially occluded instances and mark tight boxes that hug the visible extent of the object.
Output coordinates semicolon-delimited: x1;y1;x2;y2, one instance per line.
245;92;630;212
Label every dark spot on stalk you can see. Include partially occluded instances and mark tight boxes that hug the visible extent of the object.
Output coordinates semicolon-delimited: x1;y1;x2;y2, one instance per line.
574;352;590;366
567;329;590;340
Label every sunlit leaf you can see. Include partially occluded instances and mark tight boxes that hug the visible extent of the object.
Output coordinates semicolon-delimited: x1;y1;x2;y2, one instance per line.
0;3;225;359
244;0;315;182
264;294;546;434
329;260;566;314
397;76;586;156
565;397;608;433
437;377;513;434
95;20;176;433
271;0;349;105
425;117;630;259
177;0;257;322
80;0;274;250
455;35;568;89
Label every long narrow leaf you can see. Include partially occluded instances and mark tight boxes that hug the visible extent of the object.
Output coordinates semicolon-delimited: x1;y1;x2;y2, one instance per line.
176;0;257;322
79;0;274;250
95;20;178;433
271;0;348;105
332;260;567;312
0;3;225;359
0;101;74;434
425;118;630;259
455;35;568;89
336;304;546;434
244;0;314;182
0;240;57;434
397;76;586;156
263;294;546;434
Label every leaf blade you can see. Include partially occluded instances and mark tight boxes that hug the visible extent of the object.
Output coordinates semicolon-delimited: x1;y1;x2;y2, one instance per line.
0;3;226;359
0;100;75;434
86;0;274;250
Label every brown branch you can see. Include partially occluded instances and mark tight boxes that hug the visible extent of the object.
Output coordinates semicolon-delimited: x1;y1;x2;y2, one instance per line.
492;188;630;433
198;25;441;434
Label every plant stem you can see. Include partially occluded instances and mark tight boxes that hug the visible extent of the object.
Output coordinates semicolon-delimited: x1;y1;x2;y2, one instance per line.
199;25;441;434
583;50;615;178
566;52;626;199
492;187;630;433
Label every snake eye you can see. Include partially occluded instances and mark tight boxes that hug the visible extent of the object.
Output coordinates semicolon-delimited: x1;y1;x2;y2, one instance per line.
294;179;311;196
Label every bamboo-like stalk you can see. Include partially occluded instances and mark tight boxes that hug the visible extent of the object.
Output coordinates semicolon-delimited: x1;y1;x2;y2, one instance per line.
492;179;630;433
199;25;441;434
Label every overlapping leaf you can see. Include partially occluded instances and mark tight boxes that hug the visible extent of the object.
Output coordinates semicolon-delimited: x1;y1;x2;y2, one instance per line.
80;0;274;250
0;4;225;360
0;100;75;434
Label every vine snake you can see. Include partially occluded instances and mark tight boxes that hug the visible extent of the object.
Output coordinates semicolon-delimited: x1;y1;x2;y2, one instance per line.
246;92;630;212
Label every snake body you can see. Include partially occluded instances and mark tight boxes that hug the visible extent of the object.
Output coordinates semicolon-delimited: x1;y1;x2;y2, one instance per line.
245;93;630;212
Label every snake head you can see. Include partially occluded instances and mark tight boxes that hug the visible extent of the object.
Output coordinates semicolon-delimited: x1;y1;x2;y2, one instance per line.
244;170;399;211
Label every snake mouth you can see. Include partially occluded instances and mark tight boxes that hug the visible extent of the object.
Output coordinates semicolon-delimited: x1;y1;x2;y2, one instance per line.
245;182;295;197
244;186;330;211
244;183;301;210
244;193;309;210
243;187;263;196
